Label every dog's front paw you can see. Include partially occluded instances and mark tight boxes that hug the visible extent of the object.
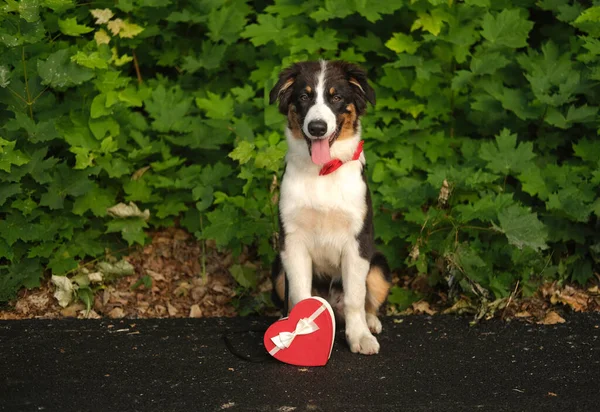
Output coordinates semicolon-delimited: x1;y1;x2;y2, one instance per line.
366;313;382;334
346;331;380;355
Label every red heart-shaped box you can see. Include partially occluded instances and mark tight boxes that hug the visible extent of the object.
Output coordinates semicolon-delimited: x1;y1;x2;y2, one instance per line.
264;297;336;366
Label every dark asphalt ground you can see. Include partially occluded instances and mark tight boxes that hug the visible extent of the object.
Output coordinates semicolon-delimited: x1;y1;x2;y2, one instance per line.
1;314;599;412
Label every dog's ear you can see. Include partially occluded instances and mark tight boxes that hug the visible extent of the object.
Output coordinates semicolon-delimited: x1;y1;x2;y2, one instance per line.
342;63;376;115
269;64;301;114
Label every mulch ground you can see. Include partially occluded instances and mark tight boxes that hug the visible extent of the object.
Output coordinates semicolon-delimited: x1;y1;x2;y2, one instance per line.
1;228;599;323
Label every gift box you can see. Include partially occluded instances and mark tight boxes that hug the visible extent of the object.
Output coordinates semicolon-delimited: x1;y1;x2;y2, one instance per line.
264;297;336;367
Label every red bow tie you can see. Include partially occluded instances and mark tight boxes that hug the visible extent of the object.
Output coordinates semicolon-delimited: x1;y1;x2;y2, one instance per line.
319;140;364;176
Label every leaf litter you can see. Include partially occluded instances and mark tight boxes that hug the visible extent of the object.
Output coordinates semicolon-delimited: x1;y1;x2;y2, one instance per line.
0;228;274;320
1;229;599;322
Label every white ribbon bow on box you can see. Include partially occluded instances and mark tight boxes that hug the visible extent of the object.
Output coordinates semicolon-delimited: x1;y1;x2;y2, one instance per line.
269;304;327;354
271;318;320;350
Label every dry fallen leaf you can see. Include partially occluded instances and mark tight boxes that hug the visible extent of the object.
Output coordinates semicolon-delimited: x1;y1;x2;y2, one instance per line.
412;300;437;315
167;302;178;316
88;272;103;283
174;282;192;297
189;304;203;318
108;307;125;319
537;311;565;325
61;303;85;318
147;269;165;282
515;311;532;318
106;202;150;220
550;286;589;312
51;275;75;308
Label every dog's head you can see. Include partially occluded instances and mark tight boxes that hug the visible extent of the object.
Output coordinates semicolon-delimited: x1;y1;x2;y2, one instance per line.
269;60;376;165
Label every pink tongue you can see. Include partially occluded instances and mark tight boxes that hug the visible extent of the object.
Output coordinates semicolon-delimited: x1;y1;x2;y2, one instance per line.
311;139;331;165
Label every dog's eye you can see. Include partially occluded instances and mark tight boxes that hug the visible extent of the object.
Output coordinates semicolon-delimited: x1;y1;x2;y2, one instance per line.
299;94;309;101
332;95;342;103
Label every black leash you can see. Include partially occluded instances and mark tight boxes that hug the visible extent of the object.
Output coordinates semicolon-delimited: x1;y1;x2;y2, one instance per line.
222;273;289;362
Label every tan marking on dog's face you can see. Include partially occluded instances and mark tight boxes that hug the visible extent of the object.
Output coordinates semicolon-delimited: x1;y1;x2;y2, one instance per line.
305;86;312;94
287;105;303;140
329;87;335;95
336;103;358;141
365;266;391;314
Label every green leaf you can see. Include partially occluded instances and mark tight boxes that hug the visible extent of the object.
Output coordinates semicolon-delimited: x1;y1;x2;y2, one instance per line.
546;186;594;223
452;245;491;286
17;0;40;23
37;49;94;88
573;6;600;36
144;85;193;132
385;33;419;54
573;138;600;163
387;286;422;310
0;258;42;301
131;275;152;290
0;183;20;206
72;184;116;216
39;164;95;209
517;41;578;107
229;141;255;164
254;144;285;172
105;218;148;245
156;199;187;219
90;94;112;118
470;52;510;75
71;51;108;69
497;205;548;251
0;238;13;261
241;14;285;46
207;3;249;44
569;258;592;285
0;137;30;172
480;9;534;48
58;17;94;36
411;11;446;36
6;112;60;143
195;92;234;120
518;164;549;199
42;0;75;12
230;264;257;289
77;287;94;312
182;41;227;72
202;205;240;248
479;129;535;175
21;148;58;184
566;104;598;124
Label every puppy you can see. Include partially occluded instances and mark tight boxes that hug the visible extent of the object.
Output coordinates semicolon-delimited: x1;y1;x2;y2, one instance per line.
269;60;391;355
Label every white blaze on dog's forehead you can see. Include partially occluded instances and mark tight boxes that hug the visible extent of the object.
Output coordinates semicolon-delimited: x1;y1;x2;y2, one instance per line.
303;60;337;138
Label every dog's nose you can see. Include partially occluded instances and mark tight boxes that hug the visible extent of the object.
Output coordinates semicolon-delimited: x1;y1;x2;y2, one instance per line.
307;120;327;137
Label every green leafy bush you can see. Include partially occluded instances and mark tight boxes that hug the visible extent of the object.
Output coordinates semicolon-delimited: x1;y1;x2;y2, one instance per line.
1;0;599;305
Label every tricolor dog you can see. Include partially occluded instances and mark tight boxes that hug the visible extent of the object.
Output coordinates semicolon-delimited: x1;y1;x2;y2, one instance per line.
269;60;391;355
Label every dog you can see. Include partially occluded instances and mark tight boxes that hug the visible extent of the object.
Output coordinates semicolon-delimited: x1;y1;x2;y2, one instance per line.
269;60;391;355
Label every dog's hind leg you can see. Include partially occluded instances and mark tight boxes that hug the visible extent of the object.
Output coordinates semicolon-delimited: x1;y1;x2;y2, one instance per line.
365;252;391;334
342;241;380;355
271;254;290;310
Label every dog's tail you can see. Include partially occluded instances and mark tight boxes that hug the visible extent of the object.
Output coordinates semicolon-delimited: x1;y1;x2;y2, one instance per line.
271;254;286;308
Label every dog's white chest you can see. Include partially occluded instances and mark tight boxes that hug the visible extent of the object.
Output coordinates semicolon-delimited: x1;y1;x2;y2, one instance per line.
280;160;367;274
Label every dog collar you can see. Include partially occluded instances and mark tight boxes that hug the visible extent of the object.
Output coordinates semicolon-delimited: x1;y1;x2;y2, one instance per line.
319;140;364;176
